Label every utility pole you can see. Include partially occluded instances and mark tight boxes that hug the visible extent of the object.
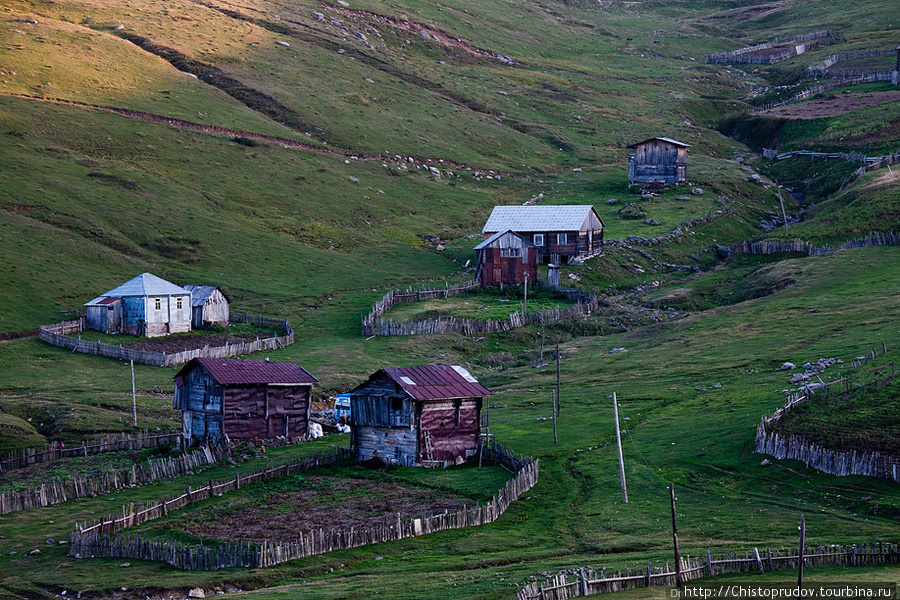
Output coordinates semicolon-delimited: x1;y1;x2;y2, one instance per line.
523;272;528;314
775;182;789;232
613;392;628;503
551;391;558;445
798;514;806;589
130;359;137;427
670;484;682;589
556;344;561;417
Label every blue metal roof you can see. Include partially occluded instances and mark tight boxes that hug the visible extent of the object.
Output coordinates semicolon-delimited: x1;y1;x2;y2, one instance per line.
182;284;220;307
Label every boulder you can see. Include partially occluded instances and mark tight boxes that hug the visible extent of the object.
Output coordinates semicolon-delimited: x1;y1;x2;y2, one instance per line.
691;187;704;195
189;588;206;599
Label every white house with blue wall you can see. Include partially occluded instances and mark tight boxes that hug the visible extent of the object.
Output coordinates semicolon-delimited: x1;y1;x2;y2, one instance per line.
85;273;192;337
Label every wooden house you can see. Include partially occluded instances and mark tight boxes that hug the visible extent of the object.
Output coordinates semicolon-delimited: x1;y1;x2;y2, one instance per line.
85;273;192;337
182;285;230;328
481;205;604;264
349;365;492;467
174;358;318;445
473;230;538;287
627;137;690;186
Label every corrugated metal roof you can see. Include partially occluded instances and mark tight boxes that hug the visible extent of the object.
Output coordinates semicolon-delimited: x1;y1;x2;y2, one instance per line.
176;358;318;386
382;365;492;400
85;296;121;306
100;273;190;299
183;285;220;307
482;205;598;233
627;137;691;149
473;230;532;250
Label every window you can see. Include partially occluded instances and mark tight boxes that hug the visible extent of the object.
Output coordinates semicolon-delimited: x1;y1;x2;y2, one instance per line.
557;233;567;245
500;247;521;258
533;234;544;246
176;298;183;310
154;298;161;311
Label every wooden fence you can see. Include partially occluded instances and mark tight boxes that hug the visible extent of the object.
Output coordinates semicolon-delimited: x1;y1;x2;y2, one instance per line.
361;280;480;333
755;362;899;481
756;72;896;112
730;232;900;258
68;442;539;570
39;315;294;367
707;30;833;64
0;445;226;516
809;48;898;76
517;543;900;600
1;431;181;473
361;282;599;337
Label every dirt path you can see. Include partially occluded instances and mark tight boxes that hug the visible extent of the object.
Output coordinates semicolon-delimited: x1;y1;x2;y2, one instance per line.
766;90;900;119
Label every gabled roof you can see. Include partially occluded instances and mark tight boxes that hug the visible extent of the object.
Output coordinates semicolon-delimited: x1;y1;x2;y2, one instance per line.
482;205;601;233
176;358;318;386
182;285;229;307
473;229;532;250
85;296;121;307
627;137;691;149
86;274;190;307
355;365;492;401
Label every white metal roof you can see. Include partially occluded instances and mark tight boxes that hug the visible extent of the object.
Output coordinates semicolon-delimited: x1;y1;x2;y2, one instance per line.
182;284;219;307
86;273;190;305
482;205;599;233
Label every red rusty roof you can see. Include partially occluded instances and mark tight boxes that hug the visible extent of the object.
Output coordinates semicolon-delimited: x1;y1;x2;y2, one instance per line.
176;358;318;386
382;365;492;400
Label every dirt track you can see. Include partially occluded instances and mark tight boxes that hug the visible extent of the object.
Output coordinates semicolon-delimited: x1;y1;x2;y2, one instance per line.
767;90;900;119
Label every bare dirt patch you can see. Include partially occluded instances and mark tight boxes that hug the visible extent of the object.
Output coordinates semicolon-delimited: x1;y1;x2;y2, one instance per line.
120;333;261;353
178;476;475;543
767;91;900;120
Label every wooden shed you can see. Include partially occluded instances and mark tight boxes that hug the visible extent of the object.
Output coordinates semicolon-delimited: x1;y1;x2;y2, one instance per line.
182;285;230;328
481;205;604;264
627;137;690;186
84;273;192;337
350;365;492;467
474;230;538;287
174;358;318;445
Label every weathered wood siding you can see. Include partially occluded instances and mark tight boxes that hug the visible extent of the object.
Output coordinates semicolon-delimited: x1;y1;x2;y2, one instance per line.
628;139;687;185
175;364;310;444
351;375;419;464
176;365;225;444
479;245;538;287
86;301;122;334
222;385;311;440
193;288;230;328
419;399;481;462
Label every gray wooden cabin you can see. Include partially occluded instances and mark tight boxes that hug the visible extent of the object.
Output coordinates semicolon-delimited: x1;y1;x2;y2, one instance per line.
627;137;690;186
183;285;230;328
349;365;492;467
174;358;318;445
84;273;192;337
481;205;604;264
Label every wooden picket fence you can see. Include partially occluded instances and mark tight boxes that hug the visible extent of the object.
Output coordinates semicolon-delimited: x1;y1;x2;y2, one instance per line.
755;362;900;481
730;232;900;258
707;30;833;64
1;431;181;473
0;445;226;516
68;442;539;570
39;315;294;367
517;543;900;600
361;282;599;337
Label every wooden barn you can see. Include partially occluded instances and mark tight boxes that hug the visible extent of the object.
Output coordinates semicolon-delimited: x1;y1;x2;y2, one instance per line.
349;365;492;467
481;205;604;264
627;137;690;187
85;273;192;337
473;230;538;287
174;358;318;445
182;285;230;328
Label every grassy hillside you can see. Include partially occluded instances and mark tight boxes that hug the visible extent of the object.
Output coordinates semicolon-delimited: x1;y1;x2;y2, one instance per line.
3;0;900;597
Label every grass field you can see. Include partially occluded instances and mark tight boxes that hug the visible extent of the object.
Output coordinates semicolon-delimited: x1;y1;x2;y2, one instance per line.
3;0;900;597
